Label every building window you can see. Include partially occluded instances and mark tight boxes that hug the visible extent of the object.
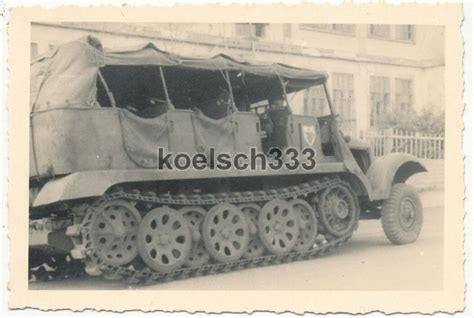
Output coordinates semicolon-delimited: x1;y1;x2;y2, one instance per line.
395;79;413;113
370;76;390;127
304;85;329;117
333;73;355;134
369;24;390;39
236;23;252;37
253;23;266;38
30;42;38;60
283;24;292;39
396;25;415;42
235;23;266;38
300;24;355;36
333;24;355;34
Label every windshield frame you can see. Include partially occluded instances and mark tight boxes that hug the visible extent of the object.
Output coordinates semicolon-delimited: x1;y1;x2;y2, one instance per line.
322;82;336;116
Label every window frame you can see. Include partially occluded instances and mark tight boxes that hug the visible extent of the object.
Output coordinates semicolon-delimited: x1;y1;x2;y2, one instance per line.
332;73;356;134
235;23;253;38
369;75;391;127
367;24;391;40
395;25;416;44
394;78;413;114
367;24;416;45
282;24;292;40
235;23;267;39
299;24;356;37
253;23;266;38
303;84;332;118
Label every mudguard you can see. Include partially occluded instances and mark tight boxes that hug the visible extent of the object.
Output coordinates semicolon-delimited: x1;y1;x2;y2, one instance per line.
366;153;427;200
32;151;426;206
32;162;347;207
32;170;162;207
33;169;244;207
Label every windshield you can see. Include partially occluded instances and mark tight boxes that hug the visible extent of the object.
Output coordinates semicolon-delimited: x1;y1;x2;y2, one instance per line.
287;84;332;117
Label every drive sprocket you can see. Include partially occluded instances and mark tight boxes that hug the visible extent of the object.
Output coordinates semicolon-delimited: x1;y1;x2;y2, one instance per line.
318;184;359;237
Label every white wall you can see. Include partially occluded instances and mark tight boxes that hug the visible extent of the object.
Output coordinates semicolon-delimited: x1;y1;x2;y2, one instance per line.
421;66;445;113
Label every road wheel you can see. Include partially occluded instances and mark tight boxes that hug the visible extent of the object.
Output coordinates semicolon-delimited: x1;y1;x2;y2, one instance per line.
238;203;266;258
179;206;211;267
290;199;318;252
258;199;299;255
202;203;250;263
137;207;191;272
381;183;423;245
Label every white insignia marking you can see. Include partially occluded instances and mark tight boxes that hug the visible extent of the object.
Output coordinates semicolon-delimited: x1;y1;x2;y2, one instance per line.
302;125;316;146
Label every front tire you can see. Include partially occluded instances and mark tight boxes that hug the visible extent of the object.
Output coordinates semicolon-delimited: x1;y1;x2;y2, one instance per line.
381;183;423;245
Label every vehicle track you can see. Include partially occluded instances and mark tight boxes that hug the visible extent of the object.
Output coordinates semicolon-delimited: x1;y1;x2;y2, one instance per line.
30;176;358;285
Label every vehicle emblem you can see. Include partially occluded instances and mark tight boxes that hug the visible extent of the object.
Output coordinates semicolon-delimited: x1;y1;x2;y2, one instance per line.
302;125;316;146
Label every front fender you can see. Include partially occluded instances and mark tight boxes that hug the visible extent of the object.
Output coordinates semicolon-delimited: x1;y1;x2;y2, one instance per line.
366;153;427;200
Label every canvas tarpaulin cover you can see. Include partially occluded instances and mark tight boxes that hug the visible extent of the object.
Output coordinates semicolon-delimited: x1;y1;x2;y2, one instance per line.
119;108;236;168
30;35;328;112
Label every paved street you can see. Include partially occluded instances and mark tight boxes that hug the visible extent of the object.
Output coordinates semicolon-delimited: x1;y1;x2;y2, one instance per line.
30;190;444;291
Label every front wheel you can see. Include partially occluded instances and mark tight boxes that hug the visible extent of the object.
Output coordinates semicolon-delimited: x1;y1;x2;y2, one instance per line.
381;183;423;245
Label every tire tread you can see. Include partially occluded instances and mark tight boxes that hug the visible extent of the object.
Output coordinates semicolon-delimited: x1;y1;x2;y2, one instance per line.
381;183;423;245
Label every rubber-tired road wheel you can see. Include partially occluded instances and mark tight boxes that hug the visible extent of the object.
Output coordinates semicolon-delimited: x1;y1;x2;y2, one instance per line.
137;207;192;272
290;199;318;252
258;199;299;255
202;203;250;263
179;206;210;267
381;183;423;245
238;203;266;258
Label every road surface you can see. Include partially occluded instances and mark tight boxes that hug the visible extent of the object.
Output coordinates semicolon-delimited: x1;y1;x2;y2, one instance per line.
30;190;444;291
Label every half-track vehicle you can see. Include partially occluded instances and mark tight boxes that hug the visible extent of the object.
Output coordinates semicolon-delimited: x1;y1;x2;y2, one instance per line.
29;36;427;283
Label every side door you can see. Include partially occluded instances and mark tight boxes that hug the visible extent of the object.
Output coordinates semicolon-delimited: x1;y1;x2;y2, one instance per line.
232;112;263;154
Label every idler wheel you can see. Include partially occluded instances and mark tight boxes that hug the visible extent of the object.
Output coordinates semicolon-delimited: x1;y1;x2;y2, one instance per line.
238;203;265;258
90;199;141;266
290;199;318;252
318;185;359;237
258;199;299;255
137;207;191;272
202;203;250;263
179;206;210;267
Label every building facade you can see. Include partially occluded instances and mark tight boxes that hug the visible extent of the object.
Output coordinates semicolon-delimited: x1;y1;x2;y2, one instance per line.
31;22;445;138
